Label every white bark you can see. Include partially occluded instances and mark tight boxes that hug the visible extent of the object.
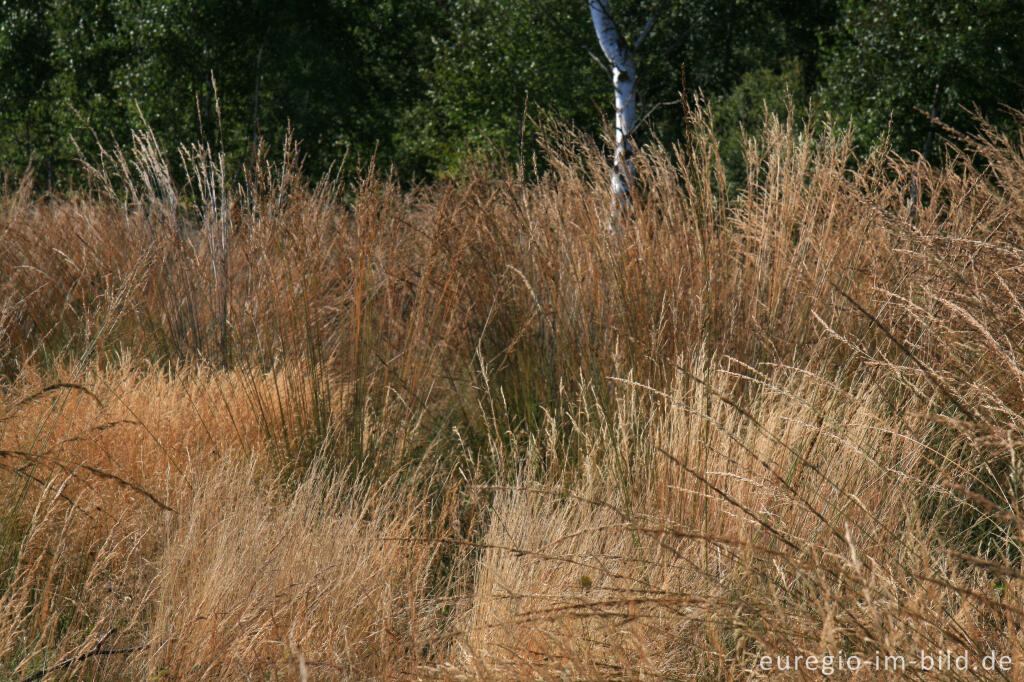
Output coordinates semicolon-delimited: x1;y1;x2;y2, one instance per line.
588;0;638;215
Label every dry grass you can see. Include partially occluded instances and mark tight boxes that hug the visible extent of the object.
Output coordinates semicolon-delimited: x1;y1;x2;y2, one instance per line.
2;109;1024;679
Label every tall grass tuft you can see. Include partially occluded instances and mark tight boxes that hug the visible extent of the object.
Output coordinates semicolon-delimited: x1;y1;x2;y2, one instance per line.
3;108;1024;678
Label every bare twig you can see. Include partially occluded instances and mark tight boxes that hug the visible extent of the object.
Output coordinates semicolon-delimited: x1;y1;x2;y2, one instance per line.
2;383;103;421
633;12;658;50
19;629;146;682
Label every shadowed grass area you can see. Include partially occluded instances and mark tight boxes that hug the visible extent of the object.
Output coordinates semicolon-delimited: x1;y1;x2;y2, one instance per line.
2;109;1024;678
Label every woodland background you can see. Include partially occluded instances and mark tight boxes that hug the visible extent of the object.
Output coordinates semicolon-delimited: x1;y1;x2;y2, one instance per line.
2;0;1023;186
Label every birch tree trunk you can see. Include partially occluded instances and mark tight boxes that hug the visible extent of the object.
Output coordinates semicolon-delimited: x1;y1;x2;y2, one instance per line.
588;0;638;220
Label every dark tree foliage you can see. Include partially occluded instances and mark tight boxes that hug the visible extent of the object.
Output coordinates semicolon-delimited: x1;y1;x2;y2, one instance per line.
408;0;838;176
0;2;56;175
820;0;1024;158
0;0;1021;187
0;0;442;185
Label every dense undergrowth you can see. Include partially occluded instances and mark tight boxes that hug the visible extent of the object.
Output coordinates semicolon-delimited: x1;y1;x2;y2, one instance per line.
3;110;1024;679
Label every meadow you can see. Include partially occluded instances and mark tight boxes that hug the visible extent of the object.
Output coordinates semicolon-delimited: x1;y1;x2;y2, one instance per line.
3;110;1024;679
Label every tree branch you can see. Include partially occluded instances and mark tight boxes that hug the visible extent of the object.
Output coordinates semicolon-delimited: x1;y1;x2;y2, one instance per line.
633;12;658;50
19;630;147;682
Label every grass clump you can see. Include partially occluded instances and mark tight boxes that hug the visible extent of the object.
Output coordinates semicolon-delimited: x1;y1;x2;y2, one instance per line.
2;109;1024;678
